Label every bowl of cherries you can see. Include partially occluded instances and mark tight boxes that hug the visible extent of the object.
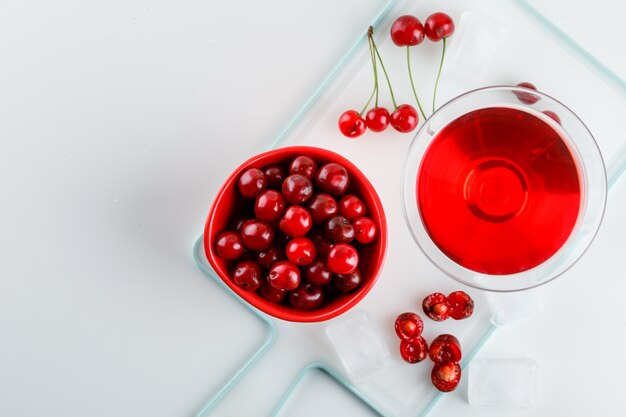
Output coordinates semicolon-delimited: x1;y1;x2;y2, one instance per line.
204;146;387;322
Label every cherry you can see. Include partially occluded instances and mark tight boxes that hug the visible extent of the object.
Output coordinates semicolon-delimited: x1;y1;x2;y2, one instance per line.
324;215;355;244
424;12;455;42
390;15;425;46
513;82;540;105
365;107;390;132
215;231;244;260
447;291;474;320
308;230;332;259
543;110;561;124
285;237;316;266
258;281;287;303
334;268;362;292
394;312;424;341
400;336;429;364
316;163;350;197
307;193;338;225
254;189;286;222
327;243;359;274
279;205;312;237
240;220;274;251
255;246;285;269
263;165;287;189
232;260;262;291
422;292;450;321
390;104;418;133
338;194;366;221
268;260;300;291
353;217;377;244
338;110;367;138
238;168;267;199
290;156;318;180
429;334;462;364
304;259;333;286
431;361;461;392
282;174;313;204
289;283;324;310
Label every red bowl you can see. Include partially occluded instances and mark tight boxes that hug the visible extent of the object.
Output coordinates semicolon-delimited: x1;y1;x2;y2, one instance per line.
204;146;387;322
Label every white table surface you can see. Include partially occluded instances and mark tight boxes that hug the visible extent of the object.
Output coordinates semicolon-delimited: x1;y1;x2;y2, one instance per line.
2;0;626;416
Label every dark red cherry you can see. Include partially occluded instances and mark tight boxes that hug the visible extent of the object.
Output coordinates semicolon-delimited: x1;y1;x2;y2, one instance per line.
238;168;267;199
282;174;313;204
315;163;350;196
289;283;324;310
290;156;318;180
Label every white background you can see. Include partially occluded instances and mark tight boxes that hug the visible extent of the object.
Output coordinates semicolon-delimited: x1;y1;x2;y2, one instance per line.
2;0;626;416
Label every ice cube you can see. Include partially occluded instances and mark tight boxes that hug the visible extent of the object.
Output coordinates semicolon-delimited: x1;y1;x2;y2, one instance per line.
468;358;539;407
445;11;507;83
487;288;544;326
326;311;390;382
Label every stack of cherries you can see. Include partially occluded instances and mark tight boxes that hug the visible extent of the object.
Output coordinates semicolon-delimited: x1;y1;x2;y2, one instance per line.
214;155;378;311
394;291;474;392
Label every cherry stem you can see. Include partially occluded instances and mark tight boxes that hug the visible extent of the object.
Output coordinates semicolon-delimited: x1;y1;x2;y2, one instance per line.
369;27;398;109
432;37;447;113
359;35;379;116
407;46;427;120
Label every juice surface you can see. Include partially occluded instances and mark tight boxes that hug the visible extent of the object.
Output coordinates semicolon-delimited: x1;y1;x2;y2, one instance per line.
417;107;581;275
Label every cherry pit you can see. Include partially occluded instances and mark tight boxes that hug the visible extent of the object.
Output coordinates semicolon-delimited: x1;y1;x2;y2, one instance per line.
214;155;379;312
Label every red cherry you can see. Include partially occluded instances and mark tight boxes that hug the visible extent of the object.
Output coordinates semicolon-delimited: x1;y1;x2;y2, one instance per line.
316;163;350;196
240;220;274;251
431;361;461;392
334;268;362;292
307;193;338;225
513;82;540;104
327;243;359;274
422;292;450;321
424;12;455;42
282;174;313;204
232;260;262;291
429;334;462;364
394;312;424;341
290;156;318;180
268;260;300;291
254;189;286;222
447;291;474;320
400;336;429;364
390;104;418;133
338;110;367;138
338;194;366;221
285;237;316;266
238;168;267;199
543;110;561;124
255;246;285;269
263;165;287;189
214;231;244;260
258;281;287;303
304;259;333;286
390;15;425;46
289;283;324;310
353;217;377;244
365;107;390;132
308;230;332;259
279;205;312;237
324;215;355;244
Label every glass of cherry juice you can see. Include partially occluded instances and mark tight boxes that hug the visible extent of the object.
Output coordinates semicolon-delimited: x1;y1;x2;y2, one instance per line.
403;86;606;291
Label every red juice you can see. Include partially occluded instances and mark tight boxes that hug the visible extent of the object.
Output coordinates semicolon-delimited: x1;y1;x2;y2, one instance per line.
417;107;581;275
